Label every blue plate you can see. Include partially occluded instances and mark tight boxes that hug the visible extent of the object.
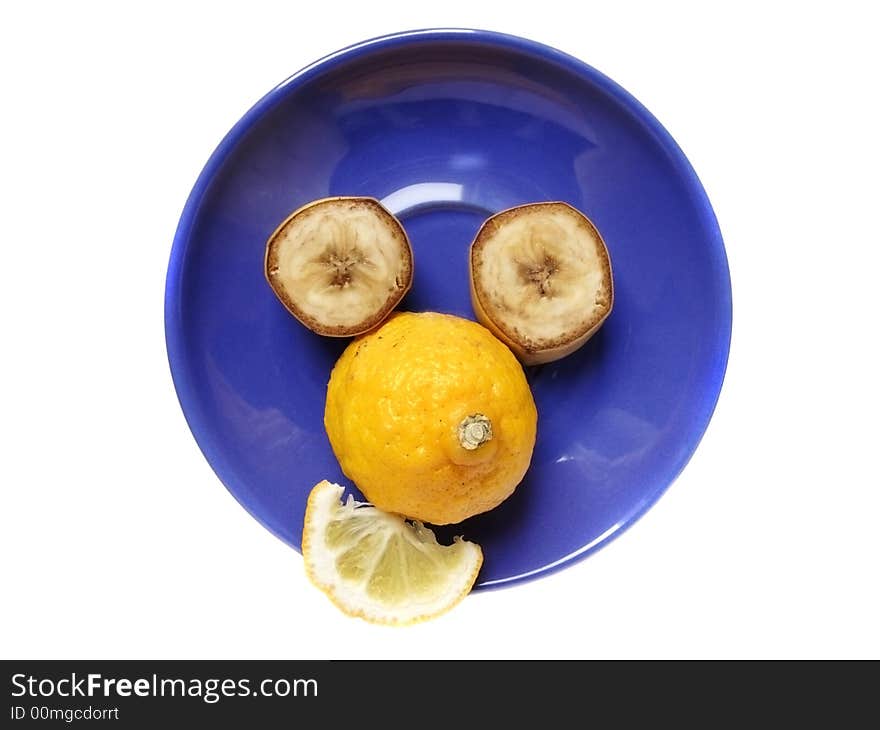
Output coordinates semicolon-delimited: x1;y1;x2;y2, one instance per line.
165;29;731;588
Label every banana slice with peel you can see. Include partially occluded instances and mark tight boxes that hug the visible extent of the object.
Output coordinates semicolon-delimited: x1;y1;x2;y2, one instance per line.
469;202;613;365
265;197;413;336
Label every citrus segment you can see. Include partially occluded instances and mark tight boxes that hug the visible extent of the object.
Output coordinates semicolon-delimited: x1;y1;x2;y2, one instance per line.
302;480;483;624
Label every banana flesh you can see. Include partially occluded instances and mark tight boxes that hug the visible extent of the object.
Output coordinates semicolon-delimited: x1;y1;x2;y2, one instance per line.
265;198;412;336
471;202;613;363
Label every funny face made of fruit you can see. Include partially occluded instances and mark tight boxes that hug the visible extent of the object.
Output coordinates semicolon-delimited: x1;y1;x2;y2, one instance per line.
267;197;609;624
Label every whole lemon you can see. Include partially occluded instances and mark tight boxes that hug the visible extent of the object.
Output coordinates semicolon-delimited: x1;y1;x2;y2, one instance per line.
324;311;537;524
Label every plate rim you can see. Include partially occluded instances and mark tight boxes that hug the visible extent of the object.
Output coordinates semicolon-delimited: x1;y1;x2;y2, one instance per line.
164;27;732;589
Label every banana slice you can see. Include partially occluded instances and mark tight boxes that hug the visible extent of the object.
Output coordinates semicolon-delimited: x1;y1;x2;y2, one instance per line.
469;202;613;365
265;197;413;336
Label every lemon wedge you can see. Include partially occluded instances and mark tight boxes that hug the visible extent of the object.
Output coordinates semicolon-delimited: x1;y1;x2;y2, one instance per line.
302;480;483;624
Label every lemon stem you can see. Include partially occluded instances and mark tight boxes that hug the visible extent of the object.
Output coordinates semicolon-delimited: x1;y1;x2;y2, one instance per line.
458;414;493;450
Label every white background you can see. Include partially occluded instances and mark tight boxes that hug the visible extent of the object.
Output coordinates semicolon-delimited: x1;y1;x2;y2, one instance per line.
2;1;878;659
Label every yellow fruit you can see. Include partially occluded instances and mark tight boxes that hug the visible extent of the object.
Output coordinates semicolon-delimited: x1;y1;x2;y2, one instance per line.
302;480;483;624
324;311;537;524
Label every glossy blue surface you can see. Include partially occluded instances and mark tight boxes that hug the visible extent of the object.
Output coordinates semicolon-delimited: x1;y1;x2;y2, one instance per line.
165;29;731;588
